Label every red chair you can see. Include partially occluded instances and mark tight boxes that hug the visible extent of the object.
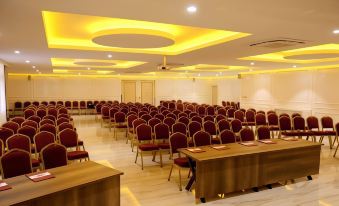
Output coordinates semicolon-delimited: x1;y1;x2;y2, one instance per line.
141;114;152;123
245;110;256;128
292;116;311;139
268;113;279;137
321;116;337;148
0;149;33;179
279;113;290;118
6;134;40;168
58;122;74;132
189;112;198;119
193;131;211;147
231;119;242;134
58;129;89;161
176;103;184;112
58;107;68;115
109;108;119;130
292;113;301;118
227;108;235;120
279;116;299;137
257;126;271;140
27;115;41;124
186;104;194;112
10;117;25;126
168;132;189;191
101;106;110;127
163;117;176;133
47;108;58;119
57;101;64;106
23;101;32;109
65;101;72;110
148;118;162;134
197;106;206;117
220;129;236;144
215;115;226;123
23;109;35;119
17;125;36;142
203;121;219;144
43;115;56;122
80;101;87;114
34;131;55;157
138;111;148;118
40;123;57;137
154;123;170;158
0;127;14;143
22;120;39;130
154;114;165;121
131;119;147;151
2;121;20;134
234;110;245;122
178;112;188;118
56;117;70;126
113;112;127;140
40;119;55;127
161;110;171;116
255;113;267;128
41;143;68;169
135;124;160;170
333;123;339;157
240;128;255;142
178;116;189;126
203;115;214;123
267;110;276;115
191;116;203;125
166;113;177;120
206;106;215;116
217;108;227;116
0;139;3;156
172;122;187;135
257;110;265;115
41;101;48;106
217;119;230;134
188;121;201;139
127;114;138;144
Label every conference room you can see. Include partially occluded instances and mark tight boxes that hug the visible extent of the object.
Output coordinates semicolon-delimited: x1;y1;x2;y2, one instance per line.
0;0;339;205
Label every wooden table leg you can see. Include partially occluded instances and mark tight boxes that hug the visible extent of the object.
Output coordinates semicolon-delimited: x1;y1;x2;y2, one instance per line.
185;157;196;191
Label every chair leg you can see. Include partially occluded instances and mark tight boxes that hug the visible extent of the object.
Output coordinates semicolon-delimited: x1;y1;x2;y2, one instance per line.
329;136;333;149
159;150;163;168
178;168;182;191
141;151;144;170
168;164;173;181
320;136;324;143
188;169;191;178
135;149;139;163
334;143;339;157
152;151;156;162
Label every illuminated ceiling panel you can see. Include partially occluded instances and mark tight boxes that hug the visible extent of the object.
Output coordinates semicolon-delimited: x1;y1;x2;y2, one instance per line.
51;58;146;69
171;64;250;72
42;11;251;55
240;44;339;64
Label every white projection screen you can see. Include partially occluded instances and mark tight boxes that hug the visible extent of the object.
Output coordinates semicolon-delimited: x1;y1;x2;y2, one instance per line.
0;64;7;124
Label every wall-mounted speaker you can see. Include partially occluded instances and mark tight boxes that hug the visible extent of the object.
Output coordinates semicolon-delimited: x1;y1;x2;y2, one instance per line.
27;75;31;81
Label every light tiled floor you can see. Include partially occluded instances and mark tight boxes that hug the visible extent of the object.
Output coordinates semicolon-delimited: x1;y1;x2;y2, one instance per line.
74;115;339;206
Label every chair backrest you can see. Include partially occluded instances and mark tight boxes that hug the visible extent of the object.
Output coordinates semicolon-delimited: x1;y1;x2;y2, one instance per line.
197;106;206;116
132;119;147;133
0;139;3;156
109;108;119;118
43;115;56;122
215;115;226;123
56;117;70;126
2;121;20;133
203;115;214;123
240;128;255;142
40;123;57;136
101;106;110;117
220;129;236;144
217;108;227;116
136;124;152;141
245;110;255;122
257;126;271;140
291;113;301;118
178;116;189;126
191;116;202;125
206;106;215;116
321;116;334;130
10;117;25;126
166;113;177;120
22;120;38;130
138;111;148;118
279;113;290;118
27;115;41;124
58;122;74;133
335;122;339;135
176;103;184;112
0;127;14;143
0;149;32;179
172;122;187;135
193;131;211;147
6;134;31;152
293;116;306;130
188;121;202;137
140;114;152;122
58;107;68;115
217;119;230;133
127;114;138;128
114;112;126;123
148;118;162;132
154;123;170;140
17;125;36;142
24;109;35;119
58;128;78;148
255;113;267;126
227;108;235;119
257;110;265;115
169;133;187;155
267;113;279;126
154;114;165;121
120;108;129;115
40;119;55;127
47;108;58;118
203;121;217;136
41;143;68;170
307;116;320;130
231;119;242;133
279;116;292;131
34;131;55;154
189;112;198;119
234;110;245;122
163;117;176;132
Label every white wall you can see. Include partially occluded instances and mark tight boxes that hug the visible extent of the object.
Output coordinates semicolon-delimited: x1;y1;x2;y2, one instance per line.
216;78;241;104
240;69;339;122
0;64;7;124
6;75;121;109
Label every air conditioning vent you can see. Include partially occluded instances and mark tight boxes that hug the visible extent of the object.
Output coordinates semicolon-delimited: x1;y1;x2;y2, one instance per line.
250;38;306;49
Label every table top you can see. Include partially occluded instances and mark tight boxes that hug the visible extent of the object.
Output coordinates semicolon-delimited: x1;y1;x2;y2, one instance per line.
178;139;321;161
0;161;123;206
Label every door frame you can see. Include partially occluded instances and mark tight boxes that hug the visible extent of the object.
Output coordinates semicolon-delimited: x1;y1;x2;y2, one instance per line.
140;80;155;105
121;80;137;103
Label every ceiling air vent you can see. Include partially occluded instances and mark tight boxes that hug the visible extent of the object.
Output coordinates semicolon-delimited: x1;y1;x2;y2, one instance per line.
249;38;306;49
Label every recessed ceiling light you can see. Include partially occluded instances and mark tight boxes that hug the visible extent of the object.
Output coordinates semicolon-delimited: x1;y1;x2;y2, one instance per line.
32;66;36;69
78;73;81;75
293;65;297;68
186;5;197;13
215;74;219;76
219;72;222;75
36;69;39;72
25;60;30;63
14;50;20;54
333;29;339;34
107;54;112;58
198;73;201;77
250;62;255;65
87;67;91;70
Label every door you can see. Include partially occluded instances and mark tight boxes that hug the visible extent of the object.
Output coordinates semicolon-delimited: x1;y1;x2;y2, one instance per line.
141;81;154;105
212;85;218;105
122;81;136;103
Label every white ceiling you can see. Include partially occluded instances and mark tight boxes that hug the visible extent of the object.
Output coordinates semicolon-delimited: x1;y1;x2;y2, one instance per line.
0;0;338;75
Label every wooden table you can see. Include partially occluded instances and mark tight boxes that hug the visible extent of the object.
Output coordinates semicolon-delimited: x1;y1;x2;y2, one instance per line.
179;139;321;203
0;161;123;206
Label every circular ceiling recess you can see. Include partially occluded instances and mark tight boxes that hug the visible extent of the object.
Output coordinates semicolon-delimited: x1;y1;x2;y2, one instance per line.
92;34;175;48
197;67;227;71
74;61;116;66
285;53;339;60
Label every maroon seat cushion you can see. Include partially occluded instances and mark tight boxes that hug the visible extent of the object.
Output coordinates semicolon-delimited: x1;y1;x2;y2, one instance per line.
174;157;190;167
67;151;89;160
212;137;220;144
281;131;300;136
115;124;127;128
139;144;159;151
269;126;279;131
320;131;336;136
78;140;84;146
31;158;40;168
157;142;170;149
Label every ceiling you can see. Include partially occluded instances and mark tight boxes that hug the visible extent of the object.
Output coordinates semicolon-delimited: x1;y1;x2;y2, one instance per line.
0;0;338;78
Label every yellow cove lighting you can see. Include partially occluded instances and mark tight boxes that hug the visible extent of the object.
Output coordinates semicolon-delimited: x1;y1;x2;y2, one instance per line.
171;64;250;72
240;44;339;64
51;58;146;69
240;64;339;75
42;11;250;55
